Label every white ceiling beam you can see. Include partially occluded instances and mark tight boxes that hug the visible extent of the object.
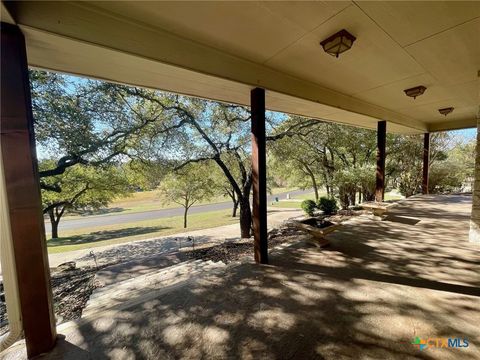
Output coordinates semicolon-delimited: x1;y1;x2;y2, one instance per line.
428;118;476;132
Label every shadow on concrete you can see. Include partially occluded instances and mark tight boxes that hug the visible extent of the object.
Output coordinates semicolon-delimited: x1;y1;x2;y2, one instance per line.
383;214;421;225
26;194;479;359
46;257;456;359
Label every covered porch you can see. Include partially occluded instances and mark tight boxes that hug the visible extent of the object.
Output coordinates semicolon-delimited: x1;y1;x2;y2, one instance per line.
1;1;479;358
3;194;479;359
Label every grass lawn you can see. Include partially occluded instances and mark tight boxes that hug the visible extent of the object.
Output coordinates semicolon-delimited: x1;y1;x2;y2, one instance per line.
46;188;404;254
291;190;404;202
61;186;295;220
292;191;326;200
384;191;404;201
270;201;303;209
272;190;404;209
47;209;238;253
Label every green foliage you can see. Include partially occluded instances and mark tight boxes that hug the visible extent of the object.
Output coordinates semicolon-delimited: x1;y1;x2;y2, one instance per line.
317;197;337;215
427;136;475;193
40;160;131;238
41;162;131;214
32;69;475;241
159;164;219;227
333;169;358;209
301;199;317;217
270;120;378;207
31;69;324;238
159;165;216;207
429;159;466;193
387;135;423;197
355;165;376;201
123;160;168;191
386;132;457;197
268;119;324;201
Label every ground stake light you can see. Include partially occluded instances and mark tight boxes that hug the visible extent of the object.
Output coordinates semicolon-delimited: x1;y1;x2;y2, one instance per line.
320;29;356;58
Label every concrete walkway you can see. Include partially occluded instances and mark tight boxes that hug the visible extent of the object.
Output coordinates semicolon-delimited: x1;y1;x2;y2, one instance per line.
3;194;479;359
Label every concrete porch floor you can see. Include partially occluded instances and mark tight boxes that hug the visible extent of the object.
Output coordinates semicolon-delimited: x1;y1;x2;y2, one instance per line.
3;194;479;359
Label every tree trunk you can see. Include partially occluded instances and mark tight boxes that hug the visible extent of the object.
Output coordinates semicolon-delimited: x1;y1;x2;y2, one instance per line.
239;196;252;238
303;164;319;202
322;170;333;198
48;209;59;239
232;200;239;217
350;190;356;206
339;189;349;210
51;221;59;239
228;189;239;217
313;184;319;203
183;207;188;228
363;190;375;202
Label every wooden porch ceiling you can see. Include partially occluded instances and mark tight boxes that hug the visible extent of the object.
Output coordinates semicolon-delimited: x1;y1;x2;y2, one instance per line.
2;1;479;134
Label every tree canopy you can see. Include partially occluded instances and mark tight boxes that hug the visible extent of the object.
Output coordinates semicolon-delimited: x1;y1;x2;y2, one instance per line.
40;161;131;238
31;69;475;240
159;163;218;228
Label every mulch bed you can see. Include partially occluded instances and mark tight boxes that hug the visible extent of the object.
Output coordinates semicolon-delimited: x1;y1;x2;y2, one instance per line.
0;283;6;336
183;226;305;263
0;266;99;336
50;266;99;323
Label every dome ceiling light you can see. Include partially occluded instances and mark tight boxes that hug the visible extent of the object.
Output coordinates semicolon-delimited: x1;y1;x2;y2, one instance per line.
404;86;426;99
320;29;356;58
438;107;454;116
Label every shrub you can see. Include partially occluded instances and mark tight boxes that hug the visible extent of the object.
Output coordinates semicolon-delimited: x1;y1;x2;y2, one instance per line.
301;199;317;217
317;197;338;215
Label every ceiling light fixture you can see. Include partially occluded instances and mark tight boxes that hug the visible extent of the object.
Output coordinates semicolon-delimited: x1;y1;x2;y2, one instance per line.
320;29;356;58
438;107;454;116
403;86;426;99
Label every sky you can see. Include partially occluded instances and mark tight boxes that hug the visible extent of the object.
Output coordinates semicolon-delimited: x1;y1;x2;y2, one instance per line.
449;128;476;143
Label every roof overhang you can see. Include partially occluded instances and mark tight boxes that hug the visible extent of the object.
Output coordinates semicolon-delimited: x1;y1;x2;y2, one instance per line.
2;1;479;134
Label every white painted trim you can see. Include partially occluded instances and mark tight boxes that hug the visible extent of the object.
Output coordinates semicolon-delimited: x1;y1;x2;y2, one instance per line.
0;148;23;352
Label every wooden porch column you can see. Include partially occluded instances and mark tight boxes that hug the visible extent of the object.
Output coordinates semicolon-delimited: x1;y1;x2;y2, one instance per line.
251;88;268;264
375;120;386;202
1;23;56;357
422;133;430;195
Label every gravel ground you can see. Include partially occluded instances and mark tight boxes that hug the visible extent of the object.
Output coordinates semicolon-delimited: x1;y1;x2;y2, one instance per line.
183;226;307;263
0;283;6;336
50;266;99;323
0;266;99;337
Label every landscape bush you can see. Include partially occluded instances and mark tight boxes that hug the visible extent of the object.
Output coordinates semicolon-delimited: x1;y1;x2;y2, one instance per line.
301;199;317;217
317;197;338;215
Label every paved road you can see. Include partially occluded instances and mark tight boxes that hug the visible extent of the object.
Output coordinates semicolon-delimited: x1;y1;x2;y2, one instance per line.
45;189;311;233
